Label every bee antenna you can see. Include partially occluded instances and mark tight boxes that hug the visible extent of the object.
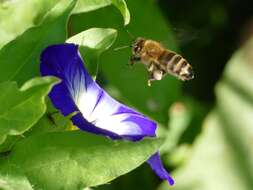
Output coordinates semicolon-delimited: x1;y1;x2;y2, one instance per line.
126;29;135;41
113;45;131;51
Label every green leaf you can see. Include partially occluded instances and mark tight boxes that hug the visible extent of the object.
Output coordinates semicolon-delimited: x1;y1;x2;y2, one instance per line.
0;0;77;85
160;102;191;154
73;0;130;25
44;99;74;131
67;28;117;52
3;131;162;190
0;0;128;49
0;168;33;190
0;136;20;154
158;39;253;190
67;28;117;76
0;0;60;48
111;0;130;25
24;116;64;137
73;0;111;13
0;77;59;145
0;114;68;153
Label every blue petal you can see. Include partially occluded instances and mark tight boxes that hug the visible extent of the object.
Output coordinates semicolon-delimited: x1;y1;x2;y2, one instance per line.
40;44;156;140
147;152;175;185
40;44;90;116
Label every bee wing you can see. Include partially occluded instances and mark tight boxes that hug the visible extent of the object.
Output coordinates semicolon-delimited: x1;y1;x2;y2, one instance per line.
160;26;199;47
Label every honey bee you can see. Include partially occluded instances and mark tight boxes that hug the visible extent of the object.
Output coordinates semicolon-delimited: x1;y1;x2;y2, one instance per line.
129;37;194;86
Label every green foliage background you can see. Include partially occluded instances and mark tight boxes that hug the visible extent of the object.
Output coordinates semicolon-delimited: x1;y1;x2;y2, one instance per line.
0;0;252;190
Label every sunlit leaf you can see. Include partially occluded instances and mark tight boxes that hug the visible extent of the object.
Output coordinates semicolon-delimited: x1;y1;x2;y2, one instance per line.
0;77;59;145
111;0;130;25
73;0;130;25
67;28;117;76
0;0;77;84
0;0;129;49
73;0;111;13
0;168;33;190
2;131;162;190
67;28;117;52
0;0;60;48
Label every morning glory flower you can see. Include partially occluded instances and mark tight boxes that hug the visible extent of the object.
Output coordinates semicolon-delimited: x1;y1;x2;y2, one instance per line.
40;43;174;185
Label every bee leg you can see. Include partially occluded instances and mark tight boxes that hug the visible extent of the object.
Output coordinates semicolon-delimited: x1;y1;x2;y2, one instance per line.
129;55;140;66
147;68;164;87
147;62;156;72
153;69;163;80
147;63;157;86
147;77;154;87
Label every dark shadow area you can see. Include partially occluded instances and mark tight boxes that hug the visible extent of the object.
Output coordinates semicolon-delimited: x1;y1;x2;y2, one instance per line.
158;0;253;102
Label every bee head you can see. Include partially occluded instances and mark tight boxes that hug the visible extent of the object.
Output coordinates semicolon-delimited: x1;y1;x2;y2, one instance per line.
132;37;145;56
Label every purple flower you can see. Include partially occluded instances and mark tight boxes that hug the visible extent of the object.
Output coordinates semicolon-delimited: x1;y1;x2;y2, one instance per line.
40;43;174;185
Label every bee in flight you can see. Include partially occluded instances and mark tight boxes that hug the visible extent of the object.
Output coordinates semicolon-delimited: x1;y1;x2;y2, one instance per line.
129;37;194;86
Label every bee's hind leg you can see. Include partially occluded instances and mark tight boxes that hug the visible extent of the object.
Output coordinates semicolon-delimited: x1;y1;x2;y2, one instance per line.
147;77;155;87
147;63;156;86
153;70;164;80
147;64;164;86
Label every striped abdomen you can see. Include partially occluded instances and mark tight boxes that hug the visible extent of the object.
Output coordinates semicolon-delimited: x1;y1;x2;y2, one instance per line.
158;50;194;81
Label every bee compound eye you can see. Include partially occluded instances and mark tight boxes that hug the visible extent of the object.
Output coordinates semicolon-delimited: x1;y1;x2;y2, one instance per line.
134;46;139;52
